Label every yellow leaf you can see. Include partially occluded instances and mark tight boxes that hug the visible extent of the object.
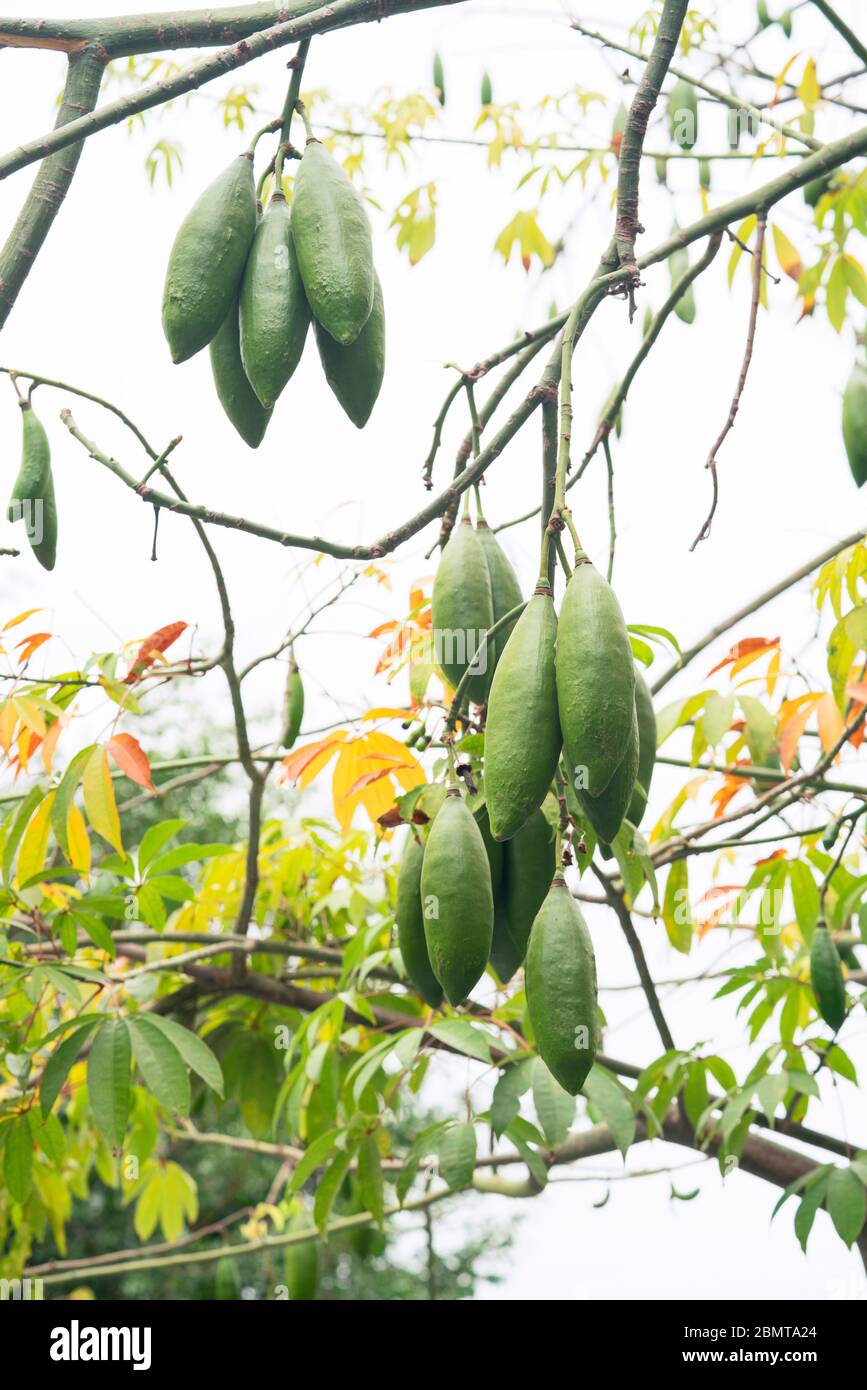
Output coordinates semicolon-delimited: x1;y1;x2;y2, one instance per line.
82;746;123;853
797;57;820;111
41;718;64;775
66;803;91;874
772;223;802;282
17;791;55;887
0;700;15;753
2;608;43;632
12;696;46;739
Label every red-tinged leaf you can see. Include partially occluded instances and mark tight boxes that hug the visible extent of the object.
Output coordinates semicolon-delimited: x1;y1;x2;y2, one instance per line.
40;718;63;774
15;631;51;662
845;681;867;703
367;620;397;640
124;621;188;683
707;637;779;677
345;761;407;799
710;775;748;818
755;849;787;865
611;131;624;157
377;806;406;829
280;734;346;785
816;693;845;759
107;733;155;794
778;695;822;772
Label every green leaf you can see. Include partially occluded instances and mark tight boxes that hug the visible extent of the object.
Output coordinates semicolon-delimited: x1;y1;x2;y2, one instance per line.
532;1057;576;1146
88;1017;131;1148
137;819;186;873
491;1059;533;1137
147;843;234;876
40;1018;101;1115
141;1014;223;1096
826;1167;866;1247
437;1122;477;1190
663;858;692;954
4;1115;33;1203
583;1065;635;1158
128;1017;190;1116
795;1171;830;1252
314;1148;353;1232
739;695;777;765
683;1061;709;1129
290;1129;340;1191
428;1019;492;1063
3;785;44;884
703;692;734;747
357;1135;385;1227
51;745;95;861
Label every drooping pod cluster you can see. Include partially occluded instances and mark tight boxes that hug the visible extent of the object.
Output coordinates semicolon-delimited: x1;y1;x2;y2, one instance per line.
161;120;385;447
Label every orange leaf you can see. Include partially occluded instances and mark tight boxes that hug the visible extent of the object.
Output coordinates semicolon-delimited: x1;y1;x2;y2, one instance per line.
280;733;347;785
816;693;844;760
755;848;787;865
15;631;51;663
124;621;188;683
707;637;779;678
778;693;822;772
40;718;64;775
107;733;155;794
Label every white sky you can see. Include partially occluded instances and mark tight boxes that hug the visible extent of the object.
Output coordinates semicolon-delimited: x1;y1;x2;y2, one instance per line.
1;0;866;1299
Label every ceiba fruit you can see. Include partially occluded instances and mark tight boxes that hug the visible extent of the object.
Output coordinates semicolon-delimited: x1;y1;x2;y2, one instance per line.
475;518;523;672
574;701;639;844
556;559;635;798
810;923;847;1030
842;360;867;488
240;192;310;409
8;402;57;571
420;789;493;1005
431;517;494;706
396;831;442;1009
503;809;557;962
291;139;374;346
162;153;257;363
629;668;657;827
526;876;598;1095
314;272;385;428
209;296;272;448
485;587;560;840
668;78;698;150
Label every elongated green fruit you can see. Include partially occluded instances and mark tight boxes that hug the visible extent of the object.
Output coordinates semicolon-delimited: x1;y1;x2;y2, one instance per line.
431;517;494;706
503;808;556;961
526;877;598;1095
8;403;57;571
810;923;847;1030
475;803;504;893
485;589;560;840
396;832;442;1009
421;790;493;1006
475;520;523;673
842;361;867;488
477;803;520;982
283;656;304;749
314;272;385;428
433;52;446;106
162;153;257;363
481;70;492;107
628;668;656;828
215;1254;241;1299
556;561;635;799
239;193;310;408
668;78;698;151
575;702;639;844
291;139;374;346
209;297;272;447
285;1225;318;1300
669;224;696;324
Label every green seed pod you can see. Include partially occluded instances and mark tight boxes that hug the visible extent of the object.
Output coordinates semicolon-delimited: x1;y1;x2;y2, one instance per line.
654;156;668;186
162;153;257;364
481;70;493;107
669;224;696;325
699;157;711;192
810;923;847;1030
282;655;305;750
421;789;493;1006
475;519;524;675
215;1254;241;1300
285;1225;319;1300
431;516;494;706
396;831;442;1009
8;403;57;571
668;79;698;151
475;803;505;893
575;701;639;844
842;361;867;488
209;296;273;447
291;139;375;346
503;808;557;962
239;193;310;408
314;272;385;428
526;877;598;1096
489;899;523;984
556;561;635;799
628;668;657;828
485;588;561;840
433;52;446;107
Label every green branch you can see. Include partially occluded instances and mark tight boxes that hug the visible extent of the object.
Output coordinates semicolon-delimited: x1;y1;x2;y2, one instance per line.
811;1;867;69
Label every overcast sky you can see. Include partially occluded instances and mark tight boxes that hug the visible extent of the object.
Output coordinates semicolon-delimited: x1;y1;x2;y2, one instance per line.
1;0;866;1299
